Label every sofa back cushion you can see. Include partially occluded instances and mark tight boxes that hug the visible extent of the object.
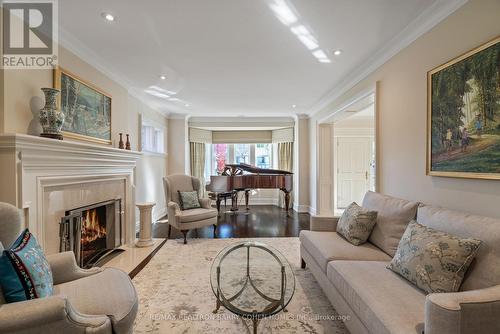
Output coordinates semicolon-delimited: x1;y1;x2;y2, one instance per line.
417;205;500;291
362;191;419;256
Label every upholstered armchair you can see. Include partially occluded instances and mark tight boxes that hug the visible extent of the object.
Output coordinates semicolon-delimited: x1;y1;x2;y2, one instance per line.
163;174;218;244
0;202;138;334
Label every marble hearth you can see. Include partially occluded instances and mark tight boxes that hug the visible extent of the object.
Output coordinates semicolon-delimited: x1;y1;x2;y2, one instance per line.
0;134;142;255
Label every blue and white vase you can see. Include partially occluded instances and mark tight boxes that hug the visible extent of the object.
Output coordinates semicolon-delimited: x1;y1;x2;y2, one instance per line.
39;88;65;140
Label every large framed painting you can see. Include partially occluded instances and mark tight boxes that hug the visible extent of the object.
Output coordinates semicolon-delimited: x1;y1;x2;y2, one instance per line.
54;67;112;145
427;36;500;180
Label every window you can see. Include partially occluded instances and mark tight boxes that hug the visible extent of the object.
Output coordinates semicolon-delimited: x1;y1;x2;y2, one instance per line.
255;144;272;169
234;144;250;164
141;122;165;154
205;143;275;177
213;144;229;174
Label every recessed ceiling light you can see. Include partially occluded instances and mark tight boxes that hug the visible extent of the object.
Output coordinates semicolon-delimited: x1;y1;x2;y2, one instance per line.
292;104;297;108
159;75;166;80
333;49;342;56
185;103;190;107
102;13;115;22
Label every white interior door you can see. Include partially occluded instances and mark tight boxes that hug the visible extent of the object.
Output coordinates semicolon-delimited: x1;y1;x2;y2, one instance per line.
336;137;374;210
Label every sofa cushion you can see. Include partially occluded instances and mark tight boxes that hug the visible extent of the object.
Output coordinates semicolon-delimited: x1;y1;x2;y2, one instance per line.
417;205;500;291
55;268;138;334
337;202;378;246
363;191;419;257
299;231;391;272
328;260;426;334
388;220;481;294
178;207;218;223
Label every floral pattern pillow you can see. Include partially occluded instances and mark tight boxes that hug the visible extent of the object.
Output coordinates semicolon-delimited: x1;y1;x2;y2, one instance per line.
178;190;201;210
336;202;378;246
0;229;53;303
388;220;482;294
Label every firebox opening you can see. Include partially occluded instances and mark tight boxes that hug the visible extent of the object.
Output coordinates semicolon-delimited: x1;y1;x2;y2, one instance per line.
60;199;123;268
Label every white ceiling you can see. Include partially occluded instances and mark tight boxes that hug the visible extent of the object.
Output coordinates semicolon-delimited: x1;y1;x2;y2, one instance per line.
58;0;464;117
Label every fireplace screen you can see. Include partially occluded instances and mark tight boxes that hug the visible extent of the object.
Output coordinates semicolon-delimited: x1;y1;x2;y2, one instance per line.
60;199;122;268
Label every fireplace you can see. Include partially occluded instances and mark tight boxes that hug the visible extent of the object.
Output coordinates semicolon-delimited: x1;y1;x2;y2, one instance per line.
60;199;123;268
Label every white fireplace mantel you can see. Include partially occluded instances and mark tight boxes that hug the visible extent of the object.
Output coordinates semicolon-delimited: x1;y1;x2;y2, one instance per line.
0;134;143;252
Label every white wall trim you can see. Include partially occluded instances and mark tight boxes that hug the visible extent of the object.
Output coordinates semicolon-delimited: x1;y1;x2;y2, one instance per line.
293;204;311;213
308;206;317;216
317;86;376;124
308;0;468;117
333;128;375;137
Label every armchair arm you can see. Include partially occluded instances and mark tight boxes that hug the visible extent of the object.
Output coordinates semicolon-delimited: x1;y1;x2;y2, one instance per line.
310;216;339;232
425;284;500;334
167;201;182;227
47;251;102;285
199;198;212;209
0;295;110;333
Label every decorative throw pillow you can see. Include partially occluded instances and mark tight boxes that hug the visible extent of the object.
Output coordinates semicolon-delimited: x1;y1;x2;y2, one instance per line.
178;190;201;210
336;202;378;246
0;229;54;303
388;220;481;294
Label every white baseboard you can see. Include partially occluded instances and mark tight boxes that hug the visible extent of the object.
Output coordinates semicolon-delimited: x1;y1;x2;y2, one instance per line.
153;207;167;222
293;204;310;213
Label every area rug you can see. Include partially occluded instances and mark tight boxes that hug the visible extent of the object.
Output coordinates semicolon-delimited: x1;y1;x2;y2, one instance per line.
133;238;349;334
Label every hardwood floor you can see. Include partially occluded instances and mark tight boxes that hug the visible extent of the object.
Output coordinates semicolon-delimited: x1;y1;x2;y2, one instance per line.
152;205;310;240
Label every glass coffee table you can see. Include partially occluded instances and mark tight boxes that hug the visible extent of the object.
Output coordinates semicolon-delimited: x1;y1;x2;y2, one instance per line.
210;241;295;334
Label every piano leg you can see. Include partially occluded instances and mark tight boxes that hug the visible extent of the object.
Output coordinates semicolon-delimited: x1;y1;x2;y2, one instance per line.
216;196;222;216
245;190;250;210
231;191;238;211
284;191;291;212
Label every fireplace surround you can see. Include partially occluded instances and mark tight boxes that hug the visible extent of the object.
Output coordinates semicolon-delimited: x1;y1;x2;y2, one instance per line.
0;134;142;255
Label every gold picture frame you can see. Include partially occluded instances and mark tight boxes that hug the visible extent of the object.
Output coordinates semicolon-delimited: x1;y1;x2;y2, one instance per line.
54;67;112;145
426;36;500;180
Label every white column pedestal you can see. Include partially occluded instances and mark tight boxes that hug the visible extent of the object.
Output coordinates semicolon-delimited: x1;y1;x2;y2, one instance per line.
136;202;155;247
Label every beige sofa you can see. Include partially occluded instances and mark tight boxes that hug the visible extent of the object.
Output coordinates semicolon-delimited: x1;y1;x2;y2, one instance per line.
300;191;500;334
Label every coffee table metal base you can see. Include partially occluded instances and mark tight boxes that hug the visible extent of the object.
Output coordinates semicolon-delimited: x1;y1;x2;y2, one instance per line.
212;245;287;334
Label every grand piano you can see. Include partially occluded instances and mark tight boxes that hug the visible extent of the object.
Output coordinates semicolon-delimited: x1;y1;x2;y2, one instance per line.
206;163;293;212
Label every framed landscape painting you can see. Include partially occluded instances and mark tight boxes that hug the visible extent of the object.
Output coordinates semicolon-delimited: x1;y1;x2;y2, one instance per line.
427;36;500;180
54;67;112;145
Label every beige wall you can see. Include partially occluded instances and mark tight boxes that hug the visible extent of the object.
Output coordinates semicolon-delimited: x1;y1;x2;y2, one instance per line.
130;96;169;220
1;45;170;220
3;47;138;148
0;68;4;133
310;0;500;218
168;117;189;175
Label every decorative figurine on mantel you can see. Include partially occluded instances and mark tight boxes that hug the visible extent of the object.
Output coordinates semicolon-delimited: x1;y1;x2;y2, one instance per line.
125;134;131;150
39;88;65;140
119;133;124;149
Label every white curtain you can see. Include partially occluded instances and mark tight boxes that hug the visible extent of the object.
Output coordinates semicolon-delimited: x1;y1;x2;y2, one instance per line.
278;142;293;209
190;142;206;196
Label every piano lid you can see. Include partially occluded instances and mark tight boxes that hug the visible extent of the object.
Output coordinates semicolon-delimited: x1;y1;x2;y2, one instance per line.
223;163;293;176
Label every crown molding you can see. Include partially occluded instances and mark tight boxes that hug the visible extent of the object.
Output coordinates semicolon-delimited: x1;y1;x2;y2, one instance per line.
307;0;468;117
59;29;170;118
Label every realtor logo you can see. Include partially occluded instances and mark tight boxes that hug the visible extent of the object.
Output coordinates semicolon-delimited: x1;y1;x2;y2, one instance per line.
1;0;58;69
